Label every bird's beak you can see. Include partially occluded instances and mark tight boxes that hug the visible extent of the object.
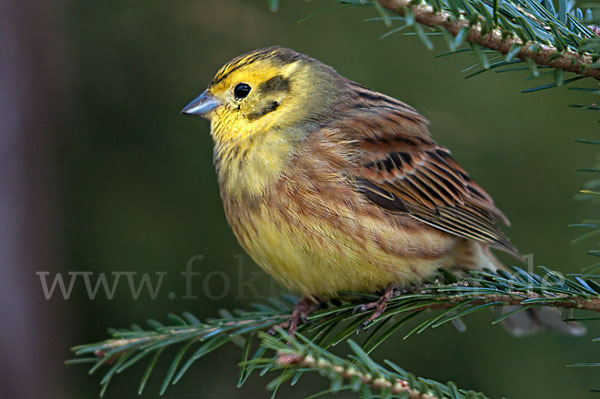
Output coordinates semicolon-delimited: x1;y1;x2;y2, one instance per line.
180;90;220;118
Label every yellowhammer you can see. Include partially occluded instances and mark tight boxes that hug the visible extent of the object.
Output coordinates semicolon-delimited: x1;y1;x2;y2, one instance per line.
182;46;583;336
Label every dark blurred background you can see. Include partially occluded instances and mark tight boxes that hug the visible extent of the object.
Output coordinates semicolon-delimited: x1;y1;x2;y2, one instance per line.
2;0;600;398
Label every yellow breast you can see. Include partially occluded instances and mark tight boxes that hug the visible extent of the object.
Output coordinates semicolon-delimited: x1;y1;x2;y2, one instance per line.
225;189;458;298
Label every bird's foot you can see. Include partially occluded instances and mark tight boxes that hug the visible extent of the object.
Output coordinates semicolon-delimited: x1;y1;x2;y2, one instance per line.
270;296;320;336
353;283;401;332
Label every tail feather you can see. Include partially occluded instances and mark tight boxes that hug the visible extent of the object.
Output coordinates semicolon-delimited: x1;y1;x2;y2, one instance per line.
497;306;586;337
457;243;586;337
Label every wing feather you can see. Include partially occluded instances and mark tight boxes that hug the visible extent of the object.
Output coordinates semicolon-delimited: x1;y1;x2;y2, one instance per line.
336;88;520;258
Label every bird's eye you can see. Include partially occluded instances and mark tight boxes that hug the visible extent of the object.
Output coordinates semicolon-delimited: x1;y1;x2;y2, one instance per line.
234;83;251;99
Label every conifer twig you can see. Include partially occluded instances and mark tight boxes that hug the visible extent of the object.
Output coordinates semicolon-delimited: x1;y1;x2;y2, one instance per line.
376;0;600;79
69;267;600;397
259;330;489;399
276;352;442;399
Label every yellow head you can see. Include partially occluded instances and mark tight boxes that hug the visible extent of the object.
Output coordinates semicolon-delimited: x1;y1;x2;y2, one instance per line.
181;46;343;144
181;47;345;197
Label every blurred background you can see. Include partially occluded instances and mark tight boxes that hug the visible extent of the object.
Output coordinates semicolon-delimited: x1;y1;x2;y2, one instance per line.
2;0;600;398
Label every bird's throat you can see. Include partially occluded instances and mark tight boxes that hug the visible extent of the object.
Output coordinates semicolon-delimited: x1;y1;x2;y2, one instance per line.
213;128;298;199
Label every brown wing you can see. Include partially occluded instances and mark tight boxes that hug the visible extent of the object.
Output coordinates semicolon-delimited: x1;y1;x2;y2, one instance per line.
335;87;520;258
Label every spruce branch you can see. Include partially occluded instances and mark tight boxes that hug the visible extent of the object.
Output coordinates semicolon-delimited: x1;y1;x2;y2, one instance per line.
69;267;598;397
376;0;600;78
259;330;488;399
341;0;600;84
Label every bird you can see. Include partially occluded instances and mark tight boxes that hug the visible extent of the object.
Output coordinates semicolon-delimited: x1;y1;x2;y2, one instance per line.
181;46;583;336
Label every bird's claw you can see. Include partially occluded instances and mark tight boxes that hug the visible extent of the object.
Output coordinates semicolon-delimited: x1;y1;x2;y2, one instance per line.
353;283;400;334
356;319;374;334
270;296;320;336
352;303;376;314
